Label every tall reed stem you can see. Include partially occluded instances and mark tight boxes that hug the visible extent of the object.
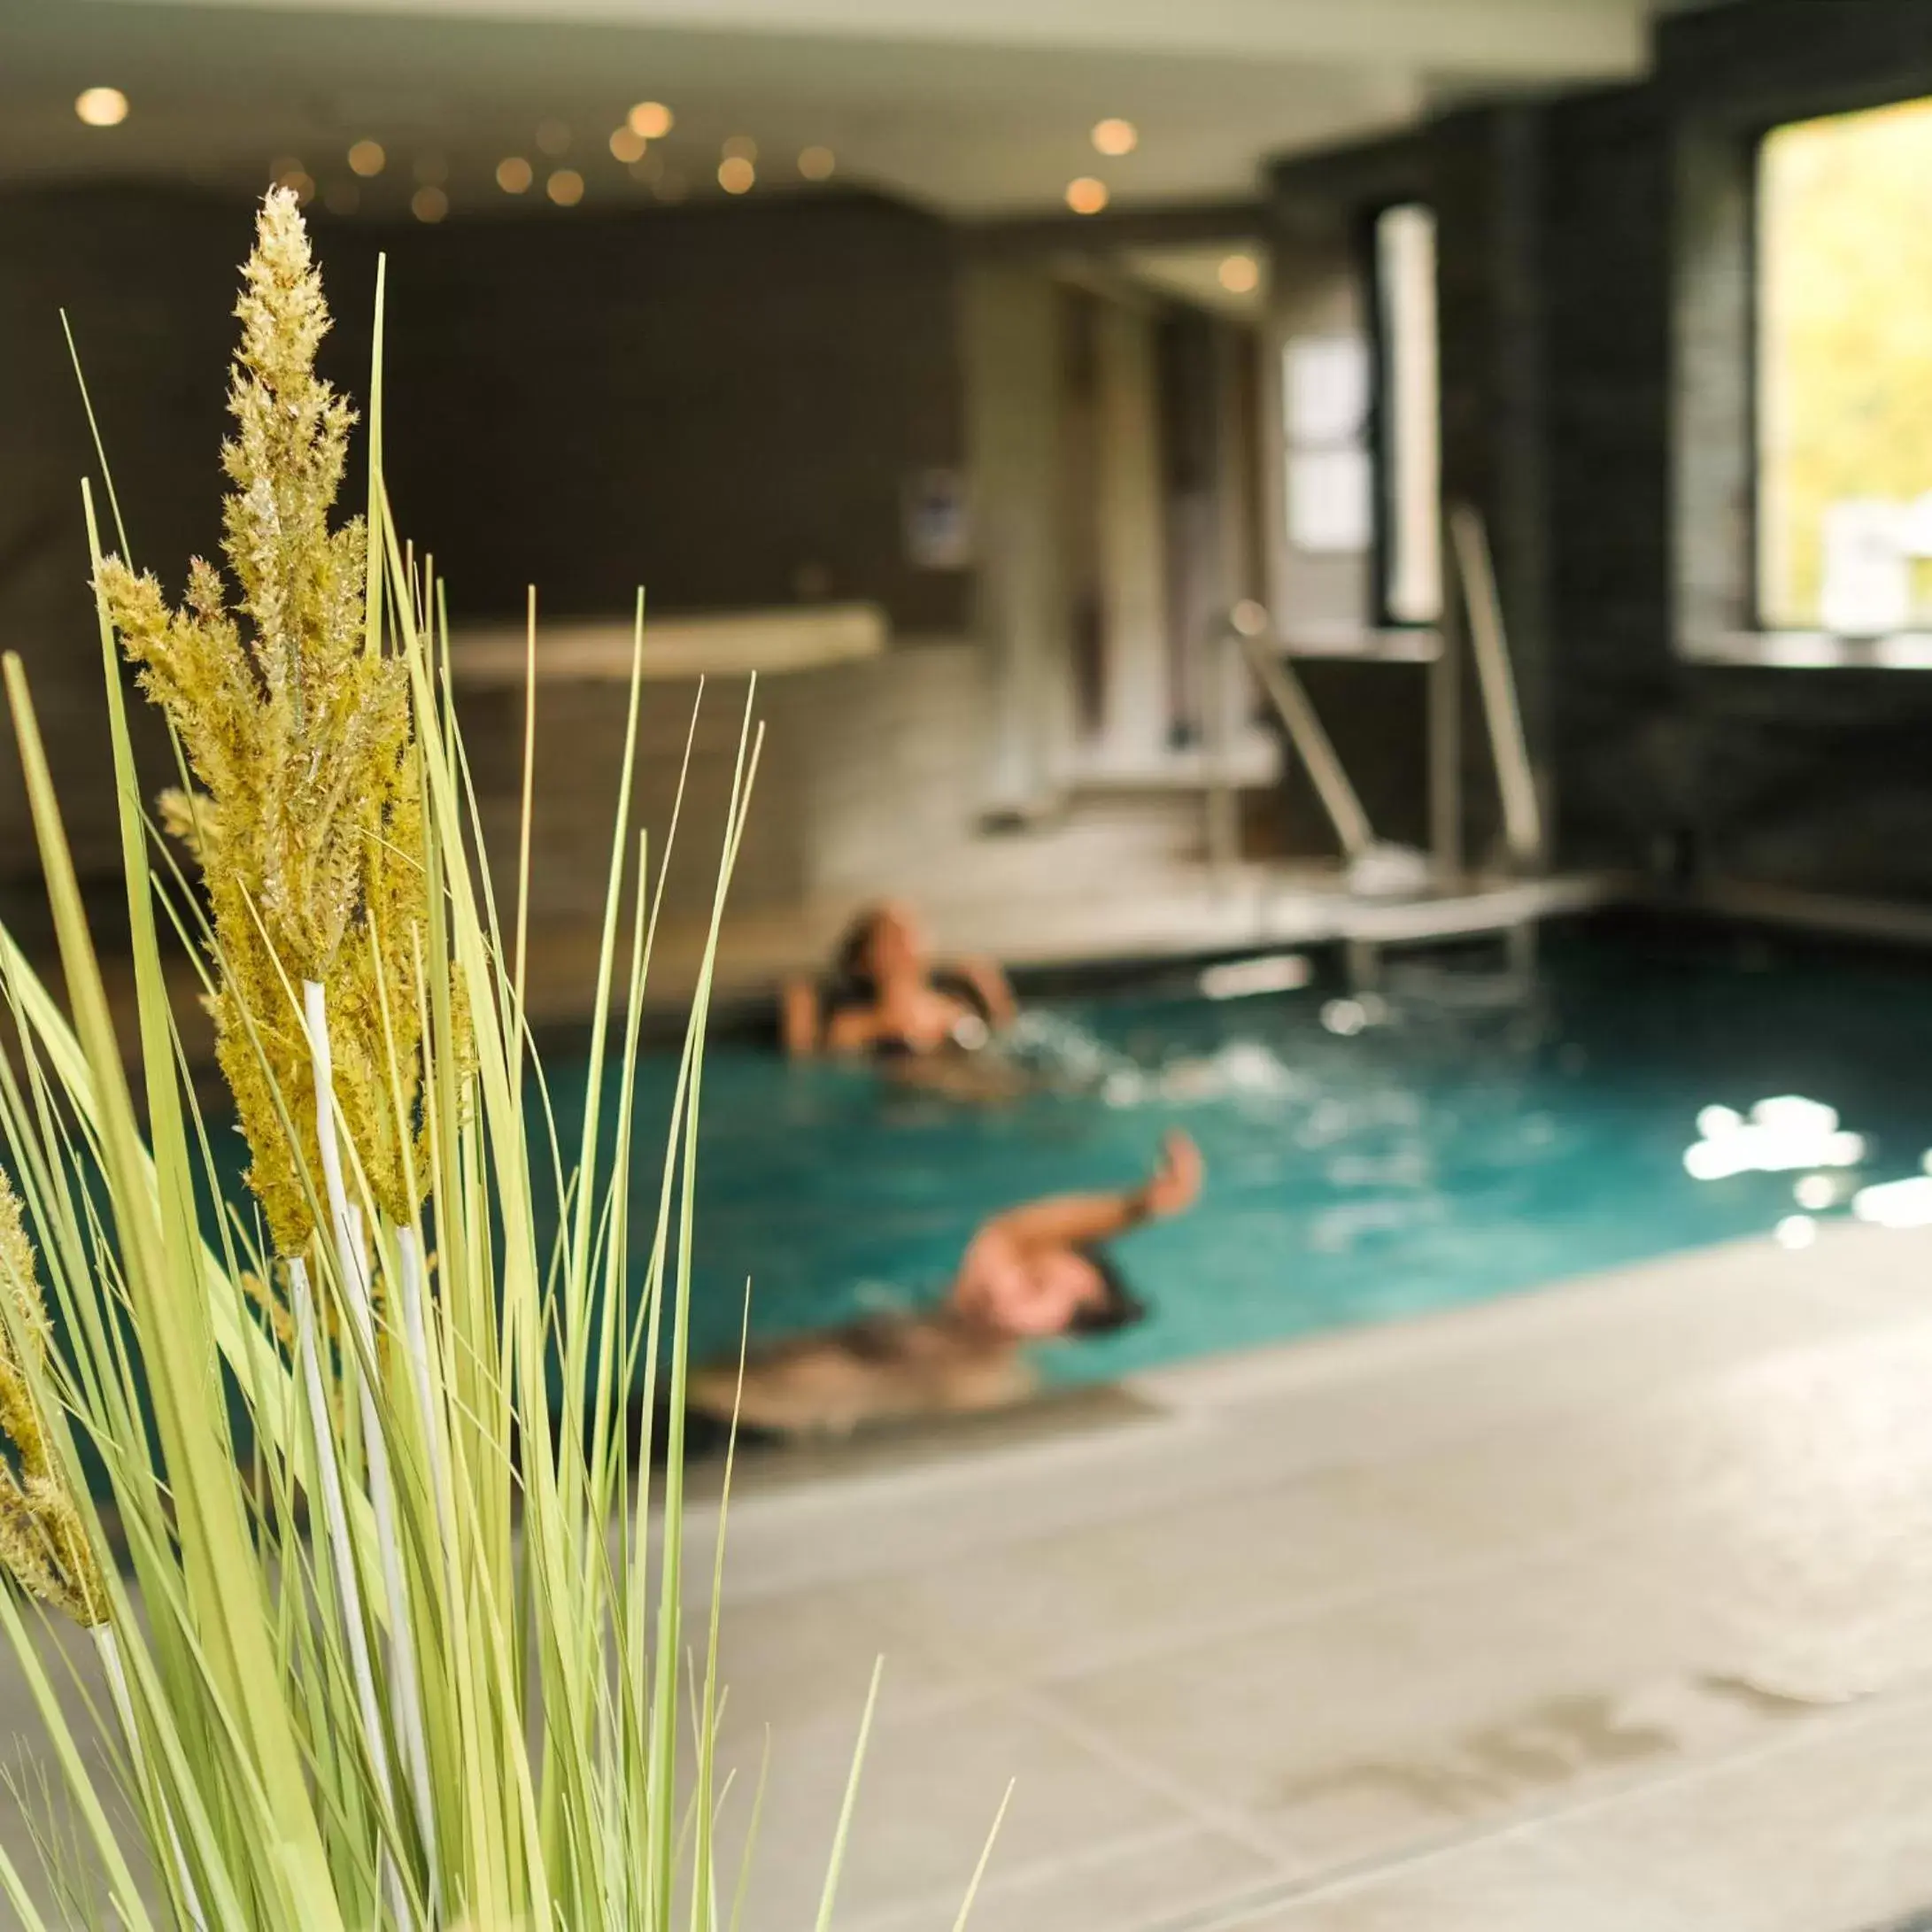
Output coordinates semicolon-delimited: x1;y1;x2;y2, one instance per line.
302;979;438;1909
94;1624;207;1932
290;1252;406;1925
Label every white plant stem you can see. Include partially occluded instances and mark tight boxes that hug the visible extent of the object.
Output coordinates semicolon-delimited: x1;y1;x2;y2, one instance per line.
94;1623;207;1932
303;978;439;1906
292;1253;406;1928
395;1226;450;1548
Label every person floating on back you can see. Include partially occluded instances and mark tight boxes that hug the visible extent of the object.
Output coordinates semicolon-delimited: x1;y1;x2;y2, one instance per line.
685;1132;1204;1442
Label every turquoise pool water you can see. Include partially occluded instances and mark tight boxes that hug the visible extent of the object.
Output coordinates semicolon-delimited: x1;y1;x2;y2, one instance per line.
556;918;1932;1387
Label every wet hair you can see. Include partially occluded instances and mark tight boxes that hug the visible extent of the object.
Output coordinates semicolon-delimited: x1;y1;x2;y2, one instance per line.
831;906;885;996
1066;1247;1148;1336
825;909;996;1028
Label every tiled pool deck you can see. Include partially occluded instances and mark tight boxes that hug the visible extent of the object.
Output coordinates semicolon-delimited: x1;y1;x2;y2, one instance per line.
685;1219;1932;1932
7;1221;1932;1928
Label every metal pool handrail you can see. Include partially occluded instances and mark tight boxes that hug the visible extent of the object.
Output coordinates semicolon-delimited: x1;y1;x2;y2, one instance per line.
1448;505;1545;871
1220;604;1376;864
1209;503;1545;884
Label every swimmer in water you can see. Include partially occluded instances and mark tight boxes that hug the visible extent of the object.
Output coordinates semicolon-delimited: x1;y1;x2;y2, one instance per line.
685;1131;1204;1441
782;900;1016;1061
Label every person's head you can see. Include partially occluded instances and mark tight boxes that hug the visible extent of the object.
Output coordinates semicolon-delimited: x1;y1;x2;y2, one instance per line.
981;1243;1147;1340
833;900;930;991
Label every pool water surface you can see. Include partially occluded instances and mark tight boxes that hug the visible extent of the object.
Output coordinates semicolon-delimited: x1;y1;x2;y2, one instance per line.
552;918;1932;1389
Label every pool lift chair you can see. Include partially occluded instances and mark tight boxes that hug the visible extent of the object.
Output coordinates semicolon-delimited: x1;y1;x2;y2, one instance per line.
1207;505;1549;994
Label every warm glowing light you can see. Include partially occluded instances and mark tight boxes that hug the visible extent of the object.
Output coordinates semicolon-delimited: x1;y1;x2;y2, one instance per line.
74;87;128;128
497;156;533;194
1091;117;1137;157
1066;176;1109;215
413;152;448;186
411;185;448;224
1218;252;1261;294
610;125;647;163
536;119;571;157
546;167;584;207
1683;1095;1866;1181
723;135;758;162
799;145;837;182
347;139;385;178
272;160;315;205
629;101;674;139
718;156;755;195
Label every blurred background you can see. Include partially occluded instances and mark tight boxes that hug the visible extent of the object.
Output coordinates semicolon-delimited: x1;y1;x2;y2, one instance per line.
19;0;1928;1023
17;9;1932;1931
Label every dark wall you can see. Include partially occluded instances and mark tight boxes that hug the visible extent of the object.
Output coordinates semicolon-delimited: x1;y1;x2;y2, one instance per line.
1269;0;1932;901
370;191;967;630
0;187;281;888
0;182;967;888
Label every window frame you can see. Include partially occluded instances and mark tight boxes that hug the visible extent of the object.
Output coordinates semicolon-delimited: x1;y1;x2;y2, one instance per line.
1363;197;1441;632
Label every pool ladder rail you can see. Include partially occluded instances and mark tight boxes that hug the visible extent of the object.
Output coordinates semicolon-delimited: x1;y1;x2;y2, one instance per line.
1206;504;1551;982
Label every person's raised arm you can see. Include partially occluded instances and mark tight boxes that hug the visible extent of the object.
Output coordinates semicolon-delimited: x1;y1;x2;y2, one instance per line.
978;1132;1203;1253
781;977;823;1057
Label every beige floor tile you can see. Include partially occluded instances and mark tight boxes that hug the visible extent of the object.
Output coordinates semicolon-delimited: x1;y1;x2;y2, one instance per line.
698;1577;988;1751
1367;1316;1932;1562
1047;1546;1812;1876
1236;1832;1697;1932
712;1689;1200;1932
1580;1398;1932;1703
853;1823;1282;1932
1546;1695;1932;1932
852;1466;1494;1681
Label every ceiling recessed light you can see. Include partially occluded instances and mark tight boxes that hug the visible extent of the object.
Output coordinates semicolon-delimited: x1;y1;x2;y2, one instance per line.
546;167;585;207
798;145;836;182
1091;118;1137;157
718;155;755;195
1065;176;1109;215
609;126;647;163
411;185;448;223
497;155;533;194
74;87;128;128
722;135;758;163
1218;252;1261;294
347;139;385;178
629;101;674;140
536;119;571;158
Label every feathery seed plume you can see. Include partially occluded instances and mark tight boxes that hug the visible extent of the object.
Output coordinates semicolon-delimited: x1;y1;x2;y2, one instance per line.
0;1169;108;1627
96;189;429;1255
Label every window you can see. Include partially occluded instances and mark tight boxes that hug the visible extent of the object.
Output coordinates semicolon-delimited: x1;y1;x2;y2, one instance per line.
1373;203;1441;625
1758;97;1932;634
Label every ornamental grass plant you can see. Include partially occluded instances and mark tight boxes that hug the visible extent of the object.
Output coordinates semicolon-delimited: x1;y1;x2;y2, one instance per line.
0;188;997;1932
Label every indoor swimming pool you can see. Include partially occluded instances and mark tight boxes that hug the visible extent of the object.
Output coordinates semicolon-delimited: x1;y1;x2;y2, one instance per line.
564;916;1932;1388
